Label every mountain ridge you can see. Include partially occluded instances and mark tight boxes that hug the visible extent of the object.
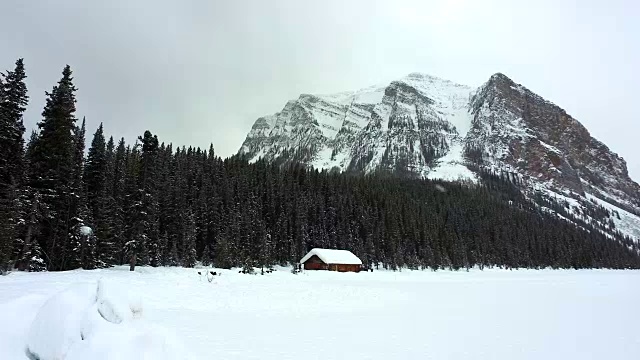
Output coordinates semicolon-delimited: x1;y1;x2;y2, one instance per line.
238;71;640;241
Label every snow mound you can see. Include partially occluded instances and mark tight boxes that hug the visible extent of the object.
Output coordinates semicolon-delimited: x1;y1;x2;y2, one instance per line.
26;282;96;360
79;226;92;236
96;278;142;324
26;279;189;360
65;319;187;360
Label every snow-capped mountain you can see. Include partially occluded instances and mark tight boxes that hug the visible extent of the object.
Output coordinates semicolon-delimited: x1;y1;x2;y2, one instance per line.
239;72;640;241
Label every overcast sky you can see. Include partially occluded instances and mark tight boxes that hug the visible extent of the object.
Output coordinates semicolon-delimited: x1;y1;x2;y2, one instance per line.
1;0;638;180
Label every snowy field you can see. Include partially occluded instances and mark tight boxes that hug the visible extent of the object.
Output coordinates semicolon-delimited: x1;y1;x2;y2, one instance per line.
1;267;640;360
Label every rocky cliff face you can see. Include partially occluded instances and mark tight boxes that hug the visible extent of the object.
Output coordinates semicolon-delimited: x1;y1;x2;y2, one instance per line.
239;73;474;179
238;72;640;240
466;73;640;213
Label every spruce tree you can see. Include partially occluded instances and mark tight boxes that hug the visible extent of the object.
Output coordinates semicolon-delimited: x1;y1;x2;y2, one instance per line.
181;210;197;268
214;228;232;269
72;118;86;197
85;124;106;223
0;70;9;273
260;232;274;273
126;131;159;271
66;117;95;269
85;124;116;266
168;238;179;266
112;138;127;264
201;243;211;267
158;231;169;266
124;144;142;271
0;59;28;273
0;59;28;187
29;65;79;271
15;131;46;272
98;136;117;265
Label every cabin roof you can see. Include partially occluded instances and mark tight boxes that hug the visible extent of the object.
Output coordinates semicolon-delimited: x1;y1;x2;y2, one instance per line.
300;248;362;265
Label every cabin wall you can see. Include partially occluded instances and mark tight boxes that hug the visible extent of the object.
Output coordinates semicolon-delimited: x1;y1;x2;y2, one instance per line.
304;262;328;270
303;255;329;270
331;264;361;273
302;254;362;273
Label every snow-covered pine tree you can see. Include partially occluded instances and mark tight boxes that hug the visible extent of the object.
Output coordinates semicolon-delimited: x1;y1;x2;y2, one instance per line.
158;231;169;266
68;214;96;270
124;144;142;271
138;234;150;267
214;227;232;269
201;243;211;267
149;221;162;267
112;138;127;264
242;258;255;274
85;124;113;265
14;132;46;272
0;59;28;273
0;59;27;184
85;124;106;212
65;118;97;270
97;136;117;266
181;210;197;268
72;117;86;194
29;65;79;271
131;130;159;270
0;71;9;273
168;238;179;267
260;232;274;274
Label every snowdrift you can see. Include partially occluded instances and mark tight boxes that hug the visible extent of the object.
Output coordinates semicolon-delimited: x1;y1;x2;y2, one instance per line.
26;278;189;360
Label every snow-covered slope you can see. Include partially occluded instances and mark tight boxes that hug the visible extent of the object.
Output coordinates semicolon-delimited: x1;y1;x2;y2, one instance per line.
239;73;474;180
239;72;640;242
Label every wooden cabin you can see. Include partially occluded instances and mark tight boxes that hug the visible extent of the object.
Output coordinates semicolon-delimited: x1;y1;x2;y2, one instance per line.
300;248;362;273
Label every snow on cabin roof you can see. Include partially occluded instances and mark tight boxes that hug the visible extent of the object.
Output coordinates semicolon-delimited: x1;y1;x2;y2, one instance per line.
300;248;362;265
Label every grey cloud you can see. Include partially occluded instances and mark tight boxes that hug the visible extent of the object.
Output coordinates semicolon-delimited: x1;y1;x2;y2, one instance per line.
1;0;638;179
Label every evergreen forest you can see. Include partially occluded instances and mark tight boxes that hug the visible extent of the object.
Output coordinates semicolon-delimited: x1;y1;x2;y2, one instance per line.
1;60;639;273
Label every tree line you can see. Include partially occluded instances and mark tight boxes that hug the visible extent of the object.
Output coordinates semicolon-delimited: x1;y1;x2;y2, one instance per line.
1;60;639;274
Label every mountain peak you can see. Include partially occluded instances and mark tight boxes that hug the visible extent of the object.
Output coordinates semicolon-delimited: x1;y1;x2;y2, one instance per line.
488;72;515;85
403;72;463;86
239;72;640;241
405;72;446;81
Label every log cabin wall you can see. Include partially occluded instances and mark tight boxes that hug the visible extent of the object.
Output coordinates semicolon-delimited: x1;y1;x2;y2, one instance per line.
302;254;361;272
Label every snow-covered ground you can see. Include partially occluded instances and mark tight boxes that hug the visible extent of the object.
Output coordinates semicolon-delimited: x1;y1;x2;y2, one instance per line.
1;266;639;360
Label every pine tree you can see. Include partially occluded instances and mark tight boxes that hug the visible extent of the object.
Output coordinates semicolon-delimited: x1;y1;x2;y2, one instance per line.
64;118;96;269
14;132;45;272
0;73;9;273
214;228;232;269
124;144;142;271
112;138;127;264
0;59;28;187
149;221;161;267
181;210;197;268
29;65;79;271
201;243;211;267
85;124;106;226
168;238;179;266
72;118;86;198
98;136;117;265
260;230;274;273
127;131;159;271
158;231;169;266
85;125;117;266
0;59;28;273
